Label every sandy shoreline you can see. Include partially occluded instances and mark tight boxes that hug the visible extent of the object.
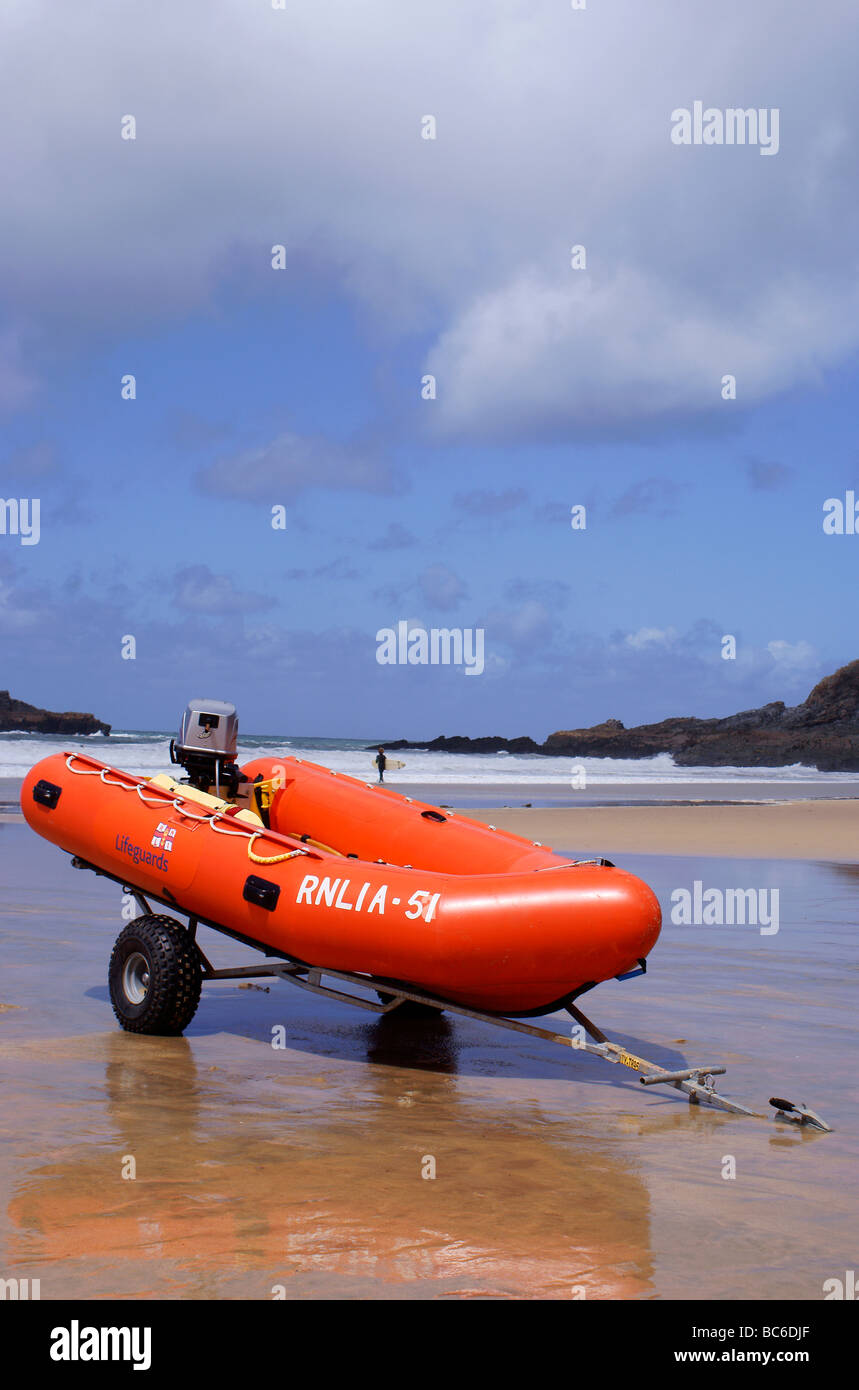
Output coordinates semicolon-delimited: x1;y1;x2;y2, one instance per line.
5;780;859;858
468;799;859;862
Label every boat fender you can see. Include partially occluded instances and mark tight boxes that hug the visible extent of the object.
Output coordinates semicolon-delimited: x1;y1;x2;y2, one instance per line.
243;875;281;912
33;779;63;809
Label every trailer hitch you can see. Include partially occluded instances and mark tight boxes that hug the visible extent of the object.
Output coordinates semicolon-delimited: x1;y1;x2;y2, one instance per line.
769;1097;832;1133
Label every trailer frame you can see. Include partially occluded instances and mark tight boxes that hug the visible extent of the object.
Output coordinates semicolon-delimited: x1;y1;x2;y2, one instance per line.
71;855;832;1131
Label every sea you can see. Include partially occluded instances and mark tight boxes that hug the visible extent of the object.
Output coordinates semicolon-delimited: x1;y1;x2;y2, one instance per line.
1;729;858;803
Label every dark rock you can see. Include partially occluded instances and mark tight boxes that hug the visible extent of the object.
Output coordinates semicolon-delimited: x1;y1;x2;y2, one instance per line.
374;660;859;771
545;661;859;770
367;733;540;755
0;690;111;736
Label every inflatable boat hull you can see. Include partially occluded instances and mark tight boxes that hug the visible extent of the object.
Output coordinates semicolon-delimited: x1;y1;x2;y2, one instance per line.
21;752;661;1015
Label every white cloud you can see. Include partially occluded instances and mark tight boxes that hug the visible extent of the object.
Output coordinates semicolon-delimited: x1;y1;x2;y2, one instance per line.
426;269;859;440
197;432;397;500
766;639;818;672
172;565;274;614
0;579;43;633
486;600;554;651
625;626;678;651
1;1;858;438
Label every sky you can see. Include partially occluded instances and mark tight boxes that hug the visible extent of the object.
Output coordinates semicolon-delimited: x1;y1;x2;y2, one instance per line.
1;0;858;739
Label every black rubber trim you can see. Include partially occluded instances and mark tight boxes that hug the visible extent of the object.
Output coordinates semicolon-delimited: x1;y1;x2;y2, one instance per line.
33;779;62;809
243;874;281;911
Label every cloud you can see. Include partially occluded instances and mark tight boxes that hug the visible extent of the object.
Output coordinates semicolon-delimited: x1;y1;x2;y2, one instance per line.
1;2;857;439
368;522;415;551
452;487;527;519
533;500;576;525
172;565;275;615
417;564;467;612
504;577;570;610
196;431;399;502
2;441;58;480
285;557;361;582
611;477;686;518
0;578;45;634
766;638;818;672
485;600;554;653
425;269;859;442
0;331;37;415
744;456;794;491
0;556;840;736
624;626;679;651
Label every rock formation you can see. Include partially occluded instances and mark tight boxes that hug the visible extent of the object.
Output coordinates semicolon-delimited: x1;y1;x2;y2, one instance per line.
0;690;111;736
375;660;859;771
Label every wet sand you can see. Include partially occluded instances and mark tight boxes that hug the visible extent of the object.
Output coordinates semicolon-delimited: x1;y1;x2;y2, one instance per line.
469;799;859;862
1;820;857;1300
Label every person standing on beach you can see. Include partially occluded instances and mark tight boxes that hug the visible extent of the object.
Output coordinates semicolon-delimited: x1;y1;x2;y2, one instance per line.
375;747;387;783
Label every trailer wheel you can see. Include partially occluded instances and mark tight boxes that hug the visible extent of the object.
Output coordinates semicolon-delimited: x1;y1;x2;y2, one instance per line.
109;914;202;1036
376;991;443;1019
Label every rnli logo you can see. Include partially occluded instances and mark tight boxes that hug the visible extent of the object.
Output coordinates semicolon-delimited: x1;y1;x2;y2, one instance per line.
151;822;177;852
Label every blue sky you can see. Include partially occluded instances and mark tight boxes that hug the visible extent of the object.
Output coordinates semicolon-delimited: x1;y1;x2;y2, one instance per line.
2;1;858;738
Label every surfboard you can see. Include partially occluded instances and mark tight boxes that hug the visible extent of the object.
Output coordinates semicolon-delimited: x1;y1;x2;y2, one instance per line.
372;757;406;771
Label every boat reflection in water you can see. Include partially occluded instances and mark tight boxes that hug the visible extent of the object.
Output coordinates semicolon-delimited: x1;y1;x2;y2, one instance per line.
6;1014;655;1300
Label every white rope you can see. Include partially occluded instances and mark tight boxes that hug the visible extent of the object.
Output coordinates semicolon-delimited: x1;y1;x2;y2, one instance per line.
134;785;176;807
65;753;310;859
170;799;211;822
208;815;256;839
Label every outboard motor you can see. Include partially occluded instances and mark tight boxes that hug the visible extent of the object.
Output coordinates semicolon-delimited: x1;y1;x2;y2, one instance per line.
169;698;243;798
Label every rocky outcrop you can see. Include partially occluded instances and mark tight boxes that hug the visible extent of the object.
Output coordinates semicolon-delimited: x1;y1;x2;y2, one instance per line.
374;660;859;771
0;690;111;736
378;733;541;756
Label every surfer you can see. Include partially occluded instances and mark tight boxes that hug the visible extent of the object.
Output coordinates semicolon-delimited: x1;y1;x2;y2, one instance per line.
375;746;387;783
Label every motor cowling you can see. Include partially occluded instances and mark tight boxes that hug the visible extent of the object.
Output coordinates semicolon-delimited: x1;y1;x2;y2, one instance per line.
169;698;242;797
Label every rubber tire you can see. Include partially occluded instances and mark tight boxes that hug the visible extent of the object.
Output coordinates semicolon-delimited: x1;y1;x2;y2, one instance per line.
376;991;443;1019
109;914;202;1036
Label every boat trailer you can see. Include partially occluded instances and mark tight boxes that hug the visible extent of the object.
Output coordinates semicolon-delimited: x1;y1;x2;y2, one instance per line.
74;857;832;1132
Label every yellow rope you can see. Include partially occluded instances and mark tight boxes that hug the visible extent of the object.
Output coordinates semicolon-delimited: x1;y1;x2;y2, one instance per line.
286;833;343;857
247;835;305;865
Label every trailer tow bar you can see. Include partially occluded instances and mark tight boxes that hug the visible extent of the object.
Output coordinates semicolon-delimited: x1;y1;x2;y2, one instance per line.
566;1001;760;1118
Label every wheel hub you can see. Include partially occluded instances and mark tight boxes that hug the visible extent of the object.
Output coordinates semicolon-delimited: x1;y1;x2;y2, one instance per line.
123;951;151;1004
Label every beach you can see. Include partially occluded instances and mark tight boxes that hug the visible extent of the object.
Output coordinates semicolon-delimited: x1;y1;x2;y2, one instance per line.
5;761;856;856
1;755;857;1300
6;794;859;860
468;797;859;863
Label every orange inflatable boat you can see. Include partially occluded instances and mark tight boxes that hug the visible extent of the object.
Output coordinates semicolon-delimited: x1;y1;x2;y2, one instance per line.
19;702;828;1123
21;748;660;1018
